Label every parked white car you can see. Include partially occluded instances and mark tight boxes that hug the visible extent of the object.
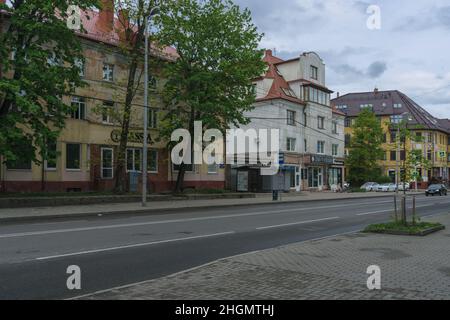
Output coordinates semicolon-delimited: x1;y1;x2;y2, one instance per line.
361;182;379;192
376;183;397;192
397;183;410;191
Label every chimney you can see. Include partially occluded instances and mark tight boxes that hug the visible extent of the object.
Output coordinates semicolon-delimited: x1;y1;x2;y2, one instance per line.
265;49;273;57
337;92;340;98
374;87;379;94
98;0;114;32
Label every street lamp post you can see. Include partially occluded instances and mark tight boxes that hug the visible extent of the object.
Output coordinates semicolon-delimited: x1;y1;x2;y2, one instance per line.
142;6;159;207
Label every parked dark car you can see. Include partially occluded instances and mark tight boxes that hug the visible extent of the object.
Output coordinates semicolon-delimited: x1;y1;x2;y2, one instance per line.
425;184;448;196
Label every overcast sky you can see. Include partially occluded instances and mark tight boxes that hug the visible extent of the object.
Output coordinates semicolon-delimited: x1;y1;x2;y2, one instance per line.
235;0;450;119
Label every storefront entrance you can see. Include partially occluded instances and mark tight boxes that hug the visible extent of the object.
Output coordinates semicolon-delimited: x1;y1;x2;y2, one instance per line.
308;167;323;189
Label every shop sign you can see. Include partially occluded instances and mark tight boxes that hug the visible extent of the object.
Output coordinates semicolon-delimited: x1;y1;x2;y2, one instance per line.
111;129;152;144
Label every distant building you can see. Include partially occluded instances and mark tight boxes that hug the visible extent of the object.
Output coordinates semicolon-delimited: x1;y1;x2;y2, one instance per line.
228;50;345;192
332;89;450;185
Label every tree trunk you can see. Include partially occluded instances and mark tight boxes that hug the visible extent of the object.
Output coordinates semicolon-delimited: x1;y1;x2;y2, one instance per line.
174;162;186;194
114;57;138;193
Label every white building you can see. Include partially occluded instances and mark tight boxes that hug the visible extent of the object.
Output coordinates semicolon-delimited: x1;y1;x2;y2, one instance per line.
229;50;345;192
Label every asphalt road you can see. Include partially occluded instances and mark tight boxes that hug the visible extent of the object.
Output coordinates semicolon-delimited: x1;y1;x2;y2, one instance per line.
0;193;449;300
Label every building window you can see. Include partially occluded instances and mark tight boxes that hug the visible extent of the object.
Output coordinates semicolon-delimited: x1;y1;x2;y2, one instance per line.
287;138;296;152
71;96;86;120
345;118;352;128
287;110;296;126
332;121;338;134
345;134;351;147
148;75;157;91
317;141;325;154
6;156;32;170
102;101;114;124
101;147;113;179
310;65;318;80
318;116;325;129
393;103;402;109
126;148;142;172
148;149;158;173
75;58;85;78
45;140;57;170
304;139;308;152
390;151;397;161
332;144;338;156
390;115;403;124
102;63;114;82
66;143;81;170
148;109;158;129
303;111;308;126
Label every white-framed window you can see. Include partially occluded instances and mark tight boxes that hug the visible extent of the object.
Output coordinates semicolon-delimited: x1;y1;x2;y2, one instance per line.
75;58;85;78
310;65;318;80
332;144;338;157
390;115;403;124
102;63;114;82
317;141;325;154
71;96;86;120
287;138;296;152
318;116;325;129
126;148;142;172
66;143;81;170
101;147;114;179
287;110;296;126
332;121;338;134
102;101;114;124
393;103;402;109
148;149;158;173
148;109;158;129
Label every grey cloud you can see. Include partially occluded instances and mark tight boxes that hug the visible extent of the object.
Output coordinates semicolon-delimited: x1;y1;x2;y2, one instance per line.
367;61;387;78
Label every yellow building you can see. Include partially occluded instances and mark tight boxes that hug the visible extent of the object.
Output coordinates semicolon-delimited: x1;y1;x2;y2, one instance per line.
0;3;225;193
332;89;450;186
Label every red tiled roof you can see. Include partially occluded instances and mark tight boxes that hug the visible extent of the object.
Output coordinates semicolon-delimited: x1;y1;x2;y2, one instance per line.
256;50;305;106
78;9;178;60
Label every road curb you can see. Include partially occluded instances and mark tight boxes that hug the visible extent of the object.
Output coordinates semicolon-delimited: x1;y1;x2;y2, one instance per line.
0;193;404;223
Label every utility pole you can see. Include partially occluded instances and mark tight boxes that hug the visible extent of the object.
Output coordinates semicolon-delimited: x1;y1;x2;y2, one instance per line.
142;14;149;207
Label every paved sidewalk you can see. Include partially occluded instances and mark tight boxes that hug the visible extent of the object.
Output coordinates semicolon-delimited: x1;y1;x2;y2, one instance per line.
79;213;450;300
0;191;406;221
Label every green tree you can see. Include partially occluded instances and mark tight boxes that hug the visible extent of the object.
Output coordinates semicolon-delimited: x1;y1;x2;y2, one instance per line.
109;0;160;193
346;109;385;186
155;0;266;193
0;0;99;168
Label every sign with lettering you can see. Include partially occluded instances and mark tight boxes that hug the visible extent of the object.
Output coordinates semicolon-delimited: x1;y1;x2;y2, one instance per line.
311;154;334;165
111;129;152;144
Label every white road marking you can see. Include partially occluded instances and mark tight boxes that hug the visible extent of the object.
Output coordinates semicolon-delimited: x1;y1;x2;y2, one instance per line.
0;200;392;239
256;217;340;230
356;209;391;216
36;231;235;261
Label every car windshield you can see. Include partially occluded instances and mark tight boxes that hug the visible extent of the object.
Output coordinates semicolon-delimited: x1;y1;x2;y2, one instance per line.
429;185;441;189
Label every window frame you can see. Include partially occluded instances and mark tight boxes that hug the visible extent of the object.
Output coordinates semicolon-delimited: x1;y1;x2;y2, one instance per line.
101;147;114;179
66;143;81;171
102;63;114;82
70;96;86;120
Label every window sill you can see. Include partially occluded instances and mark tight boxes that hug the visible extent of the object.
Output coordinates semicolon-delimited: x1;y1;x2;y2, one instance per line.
66;169;82;172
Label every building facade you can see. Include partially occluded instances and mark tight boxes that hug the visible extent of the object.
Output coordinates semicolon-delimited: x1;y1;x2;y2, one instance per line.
0;2;225;193
229;50;345;192
332;89;450;186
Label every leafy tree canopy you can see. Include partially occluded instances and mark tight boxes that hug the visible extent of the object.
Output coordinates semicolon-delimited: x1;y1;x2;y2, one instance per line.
0;0;99;165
